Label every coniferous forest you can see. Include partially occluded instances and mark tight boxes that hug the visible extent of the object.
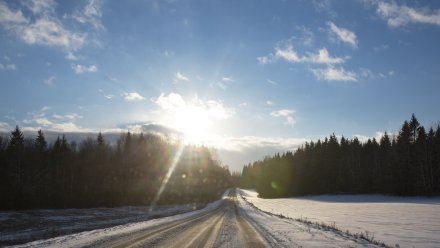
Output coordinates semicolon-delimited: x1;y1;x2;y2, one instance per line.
0;129;234;210
241;114;440;198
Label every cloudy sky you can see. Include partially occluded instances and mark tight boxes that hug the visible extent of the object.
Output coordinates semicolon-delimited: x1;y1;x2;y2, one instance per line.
1;0;440;171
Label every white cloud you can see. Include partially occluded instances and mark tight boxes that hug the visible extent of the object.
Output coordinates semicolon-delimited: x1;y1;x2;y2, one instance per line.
65;51;78;61
266;100;274;106
0;1;89;51
311;66;357;82
44;75;56;85
53;113;82;121
0;121;11;132
18;108;92;133
35;117;52;126
0;2;28;25
123;92;145;101
21;18;86;50
51;122;92;132
174;72;189;82
275;45;302;63
359;68;375;78
0;63;16;70
153;92;235;120
312;0;337;17
267;79;278;85
23;0;56;15
221;77;234;82
306;48;346;64
257;55;276;65
328;22;358;47
71;0;103;30
154;92;186;110
213;76;234;90
270;109;296;126
71;63;97;74
239;102;248;107
375;1;440;27
260;41;345;66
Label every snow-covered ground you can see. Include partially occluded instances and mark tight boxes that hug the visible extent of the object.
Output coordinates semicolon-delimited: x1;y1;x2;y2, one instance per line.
7;193;227;248
12;189;383;248
0;203;199;246
240;189;440;247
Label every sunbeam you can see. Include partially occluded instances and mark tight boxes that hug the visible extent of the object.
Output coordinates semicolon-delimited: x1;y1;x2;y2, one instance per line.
149;143;185;212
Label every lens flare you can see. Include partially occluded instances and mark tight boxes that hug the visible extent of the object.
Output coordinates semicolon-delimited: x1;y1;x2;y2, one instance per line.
149;143;185;212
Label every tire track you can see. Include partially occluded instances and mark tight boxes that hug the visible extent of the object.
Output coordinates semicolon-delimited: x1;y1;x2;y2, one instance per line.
96;189;270;248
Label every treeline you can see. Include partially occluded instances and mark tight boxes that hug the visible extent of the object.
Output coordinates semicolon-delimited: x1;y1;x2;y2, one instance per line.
0;127;233;210
241;115;440;197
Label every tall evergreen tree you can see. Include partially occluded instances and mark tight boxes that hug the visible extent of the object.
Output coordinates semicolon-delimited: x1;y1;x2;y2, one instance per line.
34;129;47;152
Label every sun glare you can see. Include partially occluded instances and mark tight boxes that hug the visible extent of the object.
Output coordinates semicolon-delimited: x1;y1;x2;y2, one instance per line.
175;105;213;145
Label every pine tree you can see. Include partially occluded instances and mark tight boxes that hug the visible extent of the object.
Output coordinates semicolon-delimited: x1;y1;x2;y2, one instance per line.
35;129;47;152
8;125;24;154
409;114;420;143
97;132;105;147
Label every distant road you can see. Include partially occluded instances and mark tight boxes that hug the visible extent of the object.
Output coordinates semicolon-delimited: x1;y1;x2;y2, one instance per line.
96;189;268;247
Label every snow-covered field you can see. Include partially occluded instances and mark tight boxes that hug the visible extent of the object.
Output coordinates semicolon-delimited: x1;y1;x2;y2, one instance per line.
240;189;440;247
0;203;198;246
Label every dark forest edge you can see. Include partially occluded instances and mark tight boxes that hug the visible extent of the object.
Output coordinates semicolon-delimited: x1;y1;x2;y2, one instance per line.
0;129;237;210
241;114;440;198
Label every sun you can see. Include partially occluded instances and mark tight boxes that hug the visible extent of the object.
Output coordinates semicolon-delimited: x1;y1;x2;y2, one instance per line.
174;105;214;145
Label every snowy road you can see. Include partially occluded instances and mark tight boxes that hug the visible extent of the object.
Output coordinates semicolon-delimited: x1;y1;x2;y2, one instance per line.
92;190;267;248
14;189;380;247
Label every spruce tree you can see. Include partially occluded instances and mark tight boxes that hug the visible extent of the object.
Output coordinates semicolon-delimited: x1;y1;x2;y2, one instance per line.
34;129;47;152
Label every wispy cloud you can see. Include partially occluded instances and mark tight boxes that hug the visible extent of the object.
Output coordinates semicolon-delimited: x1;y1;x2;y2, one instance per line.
266;100;274;106
22;0;56;15
123;92;145;101
328;22;358;47
71;0;103;30
260;39;356;82
53;113;82;121
311;66;357;82
19;107;91;133
371;1;440;27
174;72;189;82
267;79;278;85
44;75;56;85
212;76;234;90
0;1;28;25
163;50;174;57
259;41;345;65
21;18;86;49
312;0;337;17
65;51;78;61
71;63;98;74
0;63;16;70
270;109;296;126
0;0;104;51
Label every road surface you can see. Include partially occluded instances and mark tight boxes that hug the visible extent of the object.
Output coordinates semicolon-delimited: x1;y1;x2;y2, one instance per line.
96;189;268;248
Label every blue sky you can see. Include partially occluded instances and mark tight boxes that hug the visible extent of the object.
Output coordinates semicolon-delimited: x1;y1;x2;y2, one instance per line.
1;0;440;170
